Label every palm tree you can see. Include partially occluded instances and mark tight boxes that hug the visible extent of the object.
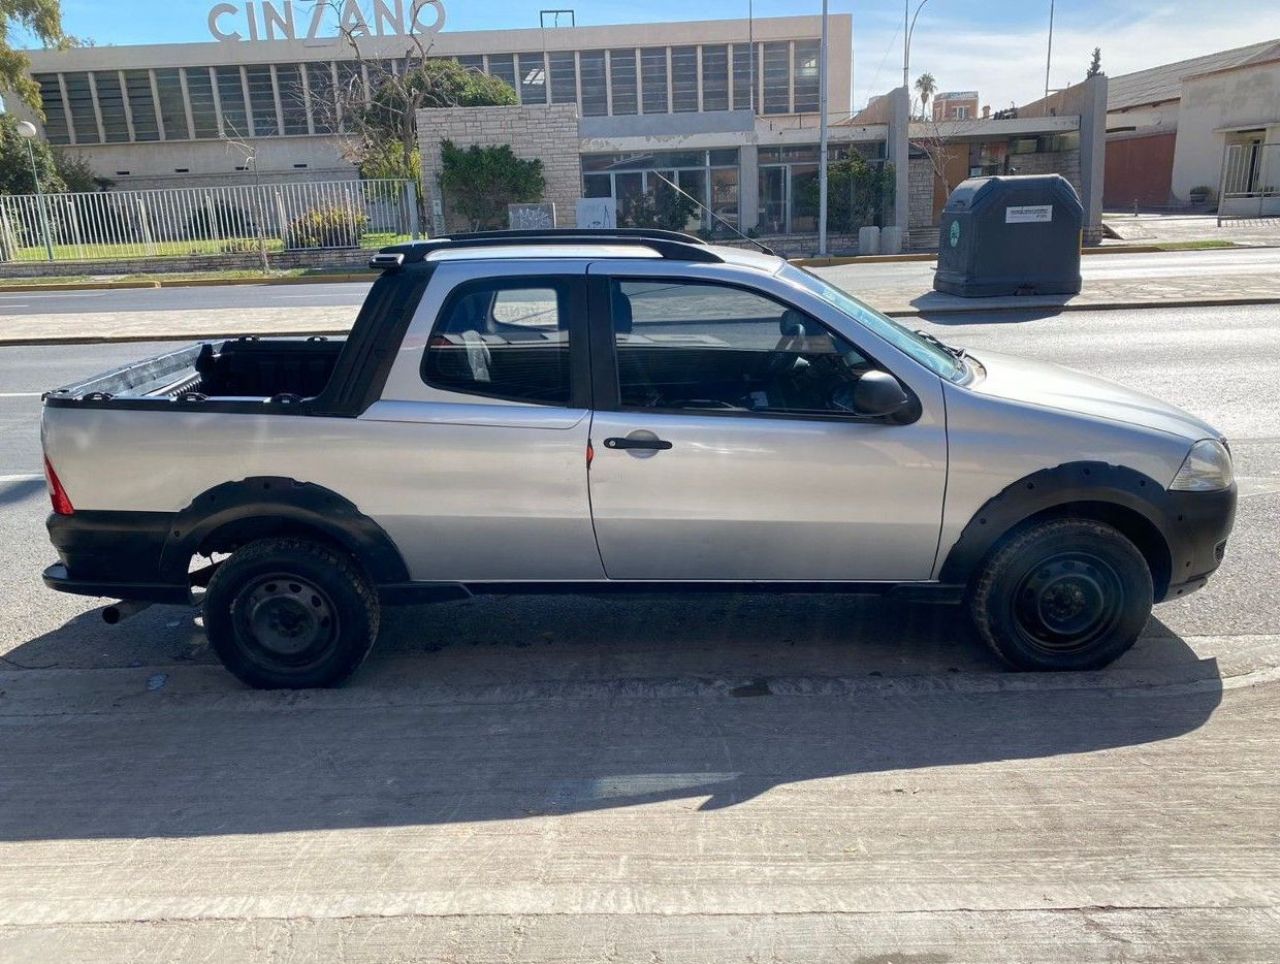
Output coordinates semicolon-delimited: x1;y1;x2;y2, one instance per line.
914;72;937;121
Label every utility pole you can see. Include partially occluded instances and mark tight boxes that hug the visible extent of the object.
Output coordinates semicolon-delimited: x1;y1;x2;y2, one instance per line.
817;0;830;255
1045;0;1055;100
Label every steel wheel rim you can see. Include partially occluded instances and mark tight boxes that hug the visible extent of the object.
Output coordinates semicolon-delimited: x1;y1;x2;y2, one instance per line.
1012;551;1124;655
232;573;337;667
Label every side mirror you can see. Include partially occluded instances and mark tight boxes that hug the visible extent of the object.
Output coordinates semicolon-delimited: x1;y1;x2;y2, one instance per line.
849;370;911;418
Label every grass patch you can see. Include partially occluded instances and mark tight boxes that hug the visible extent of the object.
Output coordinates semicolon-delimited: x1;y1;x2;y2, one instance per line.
1152;240;1237;251
7;233;413;263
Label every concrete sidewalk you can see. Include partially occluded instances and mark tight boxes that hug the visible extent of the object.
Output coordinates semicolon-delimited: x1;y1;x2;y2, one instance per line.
1;256;1278;344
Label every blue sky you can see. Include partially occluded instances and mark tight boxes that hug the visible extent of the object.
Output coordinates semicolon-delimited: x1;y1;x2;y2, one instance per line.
30;0;1278;109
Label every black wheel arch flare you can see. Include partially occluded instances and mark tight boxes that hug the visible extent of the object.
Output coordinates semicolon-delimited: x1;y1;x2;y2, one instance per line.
938;461;1236;602
158;477;410;586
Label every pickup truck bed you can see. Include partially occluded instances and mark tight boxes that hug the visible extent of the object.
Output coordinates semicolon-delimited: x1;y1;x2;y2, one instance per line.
47;337;346;404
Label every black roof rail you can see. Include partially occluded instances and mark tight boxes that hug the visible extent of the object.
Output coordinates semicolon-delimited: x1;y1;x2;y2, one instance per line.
446;227;710;245
371;228;724;268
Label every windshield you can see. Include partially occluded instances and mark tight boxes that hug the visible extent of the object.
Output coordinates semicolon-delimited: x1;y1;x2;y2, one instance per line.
778;264;968;382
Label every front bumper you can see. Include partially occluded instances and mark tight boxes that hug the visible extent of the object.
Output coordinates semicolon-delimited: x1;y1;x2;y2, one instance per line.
44;510;190;604
1157;483;1236;602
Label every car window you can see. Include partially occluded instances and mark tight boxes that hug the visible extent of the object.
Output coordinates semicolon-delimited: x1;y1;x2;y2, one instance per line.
422;281;573;405
777;264;968;382
610;279;873;416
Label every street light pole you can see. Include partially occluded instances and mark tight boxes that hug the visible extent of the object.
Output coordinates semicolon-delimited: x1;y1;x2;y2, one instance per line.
903;0;930;94
15;121;55;262
817;0;829;256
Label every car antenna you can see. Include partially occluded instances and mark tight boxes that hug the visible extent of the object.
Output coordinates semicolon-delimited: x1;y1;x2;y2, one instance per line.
648;171;776;256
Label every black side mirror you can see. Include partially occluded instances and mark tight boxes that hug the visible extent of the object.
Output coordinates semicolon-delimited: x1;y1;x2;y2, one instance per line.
849;370;911;418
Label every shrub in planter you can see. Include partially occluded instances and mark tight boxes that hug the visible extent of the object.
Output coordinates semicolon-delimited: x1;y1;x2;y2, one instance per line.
284;205;369;249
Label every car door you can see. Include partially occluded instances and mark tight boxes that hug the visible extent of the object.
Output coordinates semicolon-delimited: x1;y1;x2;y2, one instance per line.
356;259;603;582
585;265;948;582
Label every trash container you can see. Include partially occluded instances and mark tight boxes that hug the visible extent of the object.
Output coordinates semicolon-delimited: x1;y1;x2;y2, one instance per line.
933;174;1083;297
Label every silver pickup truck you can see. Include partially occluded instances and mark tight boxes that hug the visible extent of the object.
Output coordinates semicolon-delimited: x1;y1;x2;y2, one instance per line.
41;229;1236;688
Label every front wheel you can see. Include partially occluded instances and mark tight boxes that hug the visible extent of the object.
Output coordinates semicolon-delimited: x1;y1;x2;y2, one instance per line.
204;537;380;689
970;519;1153;671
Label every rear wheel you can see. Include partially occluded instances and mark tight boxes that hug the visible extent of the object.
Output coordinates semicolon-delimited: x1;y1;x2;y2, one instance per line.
204;537;380;689
970;519;1153;671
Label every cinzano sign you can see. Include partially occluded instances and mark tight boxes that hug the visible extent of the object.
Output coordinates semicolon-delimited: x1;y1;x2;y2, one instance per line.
208;0;445;43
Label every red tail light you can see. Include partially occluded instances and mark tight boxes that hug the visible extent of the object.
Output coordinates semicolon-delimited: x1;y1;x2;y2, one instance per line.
44;456;74;516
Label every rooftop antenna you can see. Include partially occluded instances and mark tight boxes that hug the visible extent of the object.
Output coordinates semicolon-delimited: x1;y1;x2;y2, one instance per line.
648;171;775;255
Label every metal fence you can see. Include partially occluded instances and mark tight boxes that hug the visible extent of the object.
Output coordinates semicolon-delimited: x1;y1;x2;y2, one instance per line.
1218;140;1280;223
0;178;419;263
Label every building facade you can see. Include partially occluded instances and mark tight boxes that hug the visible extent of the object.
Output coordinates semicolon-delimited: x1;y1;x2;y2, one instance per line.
1105;39;1280;208
9;13;855;235
932;91;979;122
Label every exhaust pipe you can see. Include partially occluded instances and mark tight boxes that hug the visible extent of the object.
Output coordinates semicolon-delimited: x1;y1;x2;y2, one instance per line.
102;600;152;625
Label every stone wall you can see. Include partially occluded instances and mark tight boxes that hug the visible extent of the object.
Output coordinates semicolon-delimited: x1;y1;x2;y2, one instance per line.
0;247;373;279
417;105;582;232
1010;149;1083;198
908;159;935;233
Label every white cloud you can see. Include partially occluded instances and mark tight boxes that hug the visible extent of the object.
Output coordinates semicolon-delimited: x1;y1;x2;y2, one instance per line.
852;2;1279;112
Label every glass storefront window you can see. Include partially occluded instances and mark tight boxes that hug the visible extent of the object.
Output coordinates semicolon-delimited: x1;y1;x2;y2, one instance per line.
583;174;612;198
788;164;819;233
711;167;739;227
581;150;738;233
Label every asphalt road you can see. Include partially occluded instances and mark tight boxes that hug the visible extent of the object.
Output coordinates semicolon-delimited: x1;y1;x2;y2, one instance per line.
1;246;1276;317
1;302;1279;962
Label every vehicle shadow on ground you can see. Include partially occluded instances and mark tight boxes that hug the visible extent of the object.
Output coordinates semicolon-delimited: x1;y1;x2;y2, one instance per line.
913;306;1069;326
2;600;1221;842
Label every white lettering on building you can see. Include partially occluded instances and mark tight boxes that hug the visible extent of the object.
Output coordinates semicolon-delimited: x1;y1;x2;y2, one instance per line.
208;0;445;43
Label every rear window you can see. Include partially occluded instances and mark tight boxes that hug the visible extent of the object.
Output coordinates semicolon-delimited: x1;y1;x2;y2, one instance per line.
421;280;575;405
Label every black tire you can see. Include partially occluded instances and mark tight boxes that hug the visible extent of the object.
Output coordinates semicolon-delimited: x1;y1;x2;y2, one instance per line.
969;518;1153;671
204;537;380;689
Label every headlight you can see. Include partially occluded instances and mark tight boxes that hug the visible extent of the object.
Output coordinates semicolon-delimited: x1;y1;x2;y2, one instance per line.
1170;438;1234;492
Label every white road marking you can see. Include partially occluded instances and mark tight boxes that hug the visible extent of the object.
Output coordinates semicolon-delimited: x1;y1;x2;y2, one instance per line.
0;473;43;483
0;392;42;398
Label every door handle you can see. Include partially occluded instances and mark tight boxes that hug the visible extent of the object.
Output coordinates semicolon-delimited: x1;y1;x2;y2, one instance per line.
603;436;673;451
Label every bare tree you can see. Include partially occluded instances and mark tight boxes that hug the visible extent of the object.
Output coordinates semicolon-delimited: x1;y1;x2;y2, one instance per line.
910;117;964;211
296;1;513;183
